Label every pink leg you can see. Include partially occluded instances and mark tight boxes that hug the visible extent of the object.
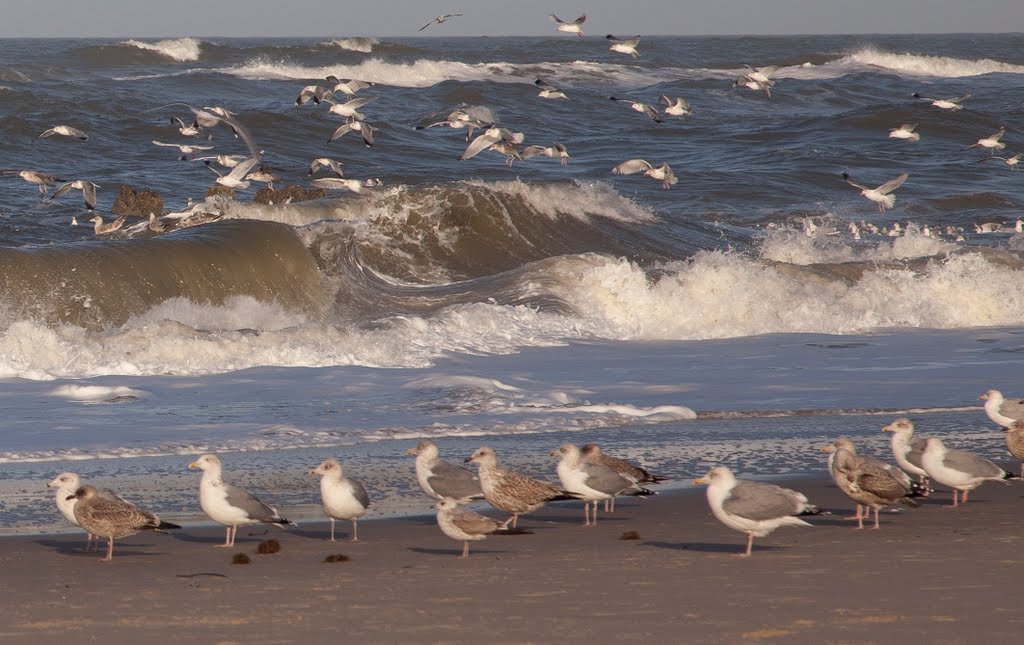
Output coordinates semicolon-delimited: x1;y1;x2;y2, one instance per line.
583;502;590;526
591;501;598;526
962;490;969;504
872;507;880;529
844;505;862;521
102;537;113;561
951;490;958;507
742;534;753;557
460;541;469;558
329;518;336;542
351;519;359;542
856;505;865;529
603;499;610;513
216;526;232;547
610;497;616;513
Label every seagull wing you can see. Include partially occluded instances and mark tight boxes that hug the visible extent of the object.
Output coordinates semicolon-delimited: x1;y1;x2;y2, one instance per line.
642;104;663;123
459;130;501;160
224;156;260;183
520;145;547;159
418;17;439;31
612;159;654;175
876;173;909;194
328;122;355;142
48;182;76;201
82;182;98;210
950;93;972;103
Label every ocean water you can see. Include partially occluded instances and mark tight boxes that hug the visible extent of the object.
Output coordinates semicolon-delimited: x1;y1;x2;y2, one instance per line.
2;34;1024;532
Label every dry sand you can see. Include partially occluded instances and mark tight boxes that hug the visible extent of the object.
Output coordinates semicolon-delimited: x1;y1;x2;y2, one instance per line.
2;475;1023;643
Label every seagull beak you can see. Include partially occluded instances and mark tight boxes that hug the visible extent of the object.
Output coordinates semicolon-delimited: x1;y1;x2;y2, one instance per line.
464;456;474;463
819;445;832;453
692;476;707;485
404;447;417;456
548;449;559;457
881;425;892;433
977;394;988;401
308;468;318;475
188;461;199;469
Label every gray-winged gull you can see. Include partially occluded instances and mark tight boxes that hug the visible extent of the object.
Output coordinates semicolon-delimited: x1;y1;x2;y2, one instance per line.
882;418;930;489
434;497;512;558
309;459;370;542
69;484;180;561
979;389;1024;428
1004;421;1024;475
581;443;668;511
693;466;817;557
189;453;294;547
550;443;653;525
465;446;573;528
920;437;1013;507
406;440;484;504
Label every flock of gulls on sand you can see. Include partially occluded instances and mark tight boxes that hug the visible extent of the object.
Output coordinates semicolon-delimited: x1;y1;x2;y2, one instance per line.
12;11;1008;239
44;388;1024;560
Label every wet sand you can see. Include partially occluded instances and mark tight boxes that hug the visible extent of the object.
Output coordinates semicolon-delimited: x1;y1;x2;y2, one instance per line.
2;474;1023;643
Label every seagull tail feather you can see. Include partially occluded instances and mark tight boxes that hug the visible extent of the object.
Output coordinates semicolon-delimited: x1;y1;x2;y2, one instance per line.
798;504;821;516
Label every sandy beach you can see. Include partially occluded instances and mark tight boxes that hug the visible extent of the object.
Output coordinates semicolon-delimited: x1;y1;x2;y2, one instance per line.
3;472;1023;643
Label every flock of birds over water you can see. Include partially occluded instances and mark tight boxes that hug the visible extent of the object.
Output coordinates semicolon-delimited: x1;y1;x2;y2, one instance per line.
41;388;1024;560
5;13;1017;243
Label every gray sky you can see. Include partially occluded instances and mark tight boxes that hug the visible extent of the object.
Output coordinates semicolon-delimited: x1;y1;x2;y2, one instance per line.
3;0;1023;38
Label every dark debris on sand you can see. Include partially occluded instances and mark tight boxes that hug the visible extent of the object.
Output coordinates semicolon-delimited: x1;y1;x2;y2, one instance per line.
256;539;281;555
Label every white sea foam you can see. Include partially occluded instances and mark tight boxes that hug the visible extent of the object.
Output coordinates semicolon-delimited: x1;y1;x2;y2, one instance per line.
50;384;148;402
775;47;1024;80
326;37;378;53
121;37;202;62
223;57;663;88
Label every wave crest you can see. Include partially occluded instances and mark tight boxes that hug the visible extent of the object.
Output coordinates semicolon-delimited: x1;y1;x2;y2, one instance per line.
326;37;378;53
121;37;202;62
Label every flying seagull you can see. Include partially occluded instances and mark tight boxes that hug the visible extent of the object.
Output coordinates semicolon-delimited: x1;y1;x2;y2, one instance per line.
842;172;909;212
550;13;586;36
419;13;463;31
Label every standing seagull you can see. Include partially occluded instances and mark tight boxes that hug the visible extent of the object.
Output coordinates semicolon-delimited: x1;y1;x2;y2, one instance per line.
913;91;971;110
69;485;180;561
434;498;512;558
842;172;909;212
418;13;463;31
47;472;111;551
465;447;572;528
580;443;667;511
823;442;919;529
33;125;89;142
882;418;930;490
309;459;370;542
550;13;586;36
188;453;293;547
88;214;128;236
606;35;641;58
1003;421;1024;478
406;440;484;504
693;466;816;557
920;437;1013;507
550;443;653;526
889;123;920;142
979;389;1024;428
609;96;663;123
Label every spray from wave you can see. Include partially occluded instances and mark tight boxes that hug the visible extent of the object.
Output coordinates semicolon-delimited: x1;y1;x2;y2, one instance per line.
223;56;666;87
326;37;378;53
121;37;202;62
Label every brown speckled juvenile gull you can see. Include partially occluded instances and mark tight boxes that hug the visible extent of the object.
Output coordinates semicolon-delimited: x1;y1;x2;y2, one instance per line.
693;466;817;557
406;440;483;504
1004;421;1024;475
826;446;920;529
70;485;180;561
434;498;511;558
465;446;572;528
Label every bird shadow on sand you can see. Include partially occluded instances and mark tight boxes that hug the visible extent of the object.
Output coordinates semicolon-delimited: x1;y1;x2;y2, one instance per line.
642;540;784;554
407;546;513;557
35;538;162;557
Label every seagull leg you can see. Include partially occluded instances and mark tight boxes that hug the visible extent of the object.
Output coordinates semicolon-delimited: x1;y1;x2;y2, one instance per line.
742;534;754;557
856;505;865;530
591;501;598;526
951;490;959;508
962;490;969;505
603;499;610;513
217;526;232;547
351;518;359;542
583;502;590;526
102;537;113;561
329;518;336;542
872;507;880;529
610;497;616;513
460;541;469;558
